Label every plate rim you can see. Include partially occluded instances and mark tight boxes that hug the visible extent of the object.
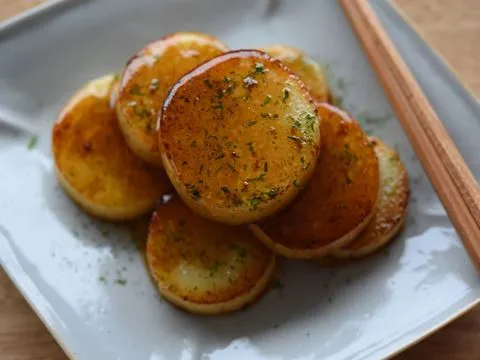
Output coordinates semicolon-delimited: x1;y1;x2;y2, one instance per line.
0;1;479;359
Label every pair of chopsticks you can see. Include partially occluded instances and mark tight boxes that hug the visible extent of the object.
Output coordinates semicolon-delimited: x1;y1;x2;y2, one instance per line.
340;0;480;270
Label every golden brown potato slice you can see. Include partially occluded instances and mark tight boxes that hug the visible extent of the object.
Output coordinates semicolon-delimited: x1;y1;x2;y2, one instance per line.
160;50;321;225
250;103;380;259
115;32;228;167
146;195;276;315
264;45;330;103
52;74;172;221
331;137;409;259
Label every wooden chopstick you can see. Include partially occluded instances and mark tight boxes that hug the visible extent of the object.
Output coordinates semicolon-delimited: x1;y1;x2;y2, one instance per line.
340;0;480;270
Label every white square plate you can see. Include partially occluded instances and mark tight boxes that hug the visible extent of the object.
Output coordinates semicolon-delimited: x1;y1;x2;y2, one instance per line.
1;1;480;359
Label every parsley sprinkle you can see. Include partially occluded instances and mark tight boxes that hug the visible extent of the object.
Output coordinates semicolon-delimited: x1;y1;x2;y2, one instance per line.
213;103;223;111
271;279;284;289
209;261;221;277
262;95;272;106
245;120;257;128
27;135;38;150
254;62;265;74
264;162;269;172
247;141;255;153
134;107;151;119
190;185;201;200
264;187;280;199
287;135;303;144
282;88;290;101
204;79;213;88
129;84;143;96
115;278;127;286
247;173;266;182
293;179;300;188
249;197;262;210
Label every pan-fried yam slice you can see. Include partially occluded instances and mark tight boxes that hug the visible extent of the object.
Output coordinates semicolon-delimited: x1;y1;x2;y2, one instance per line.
160;50;321;225
52;74;171;221
250;103;380;259
331;137;409;259
146;195;276;315
264;45;330;103
115;32;228;166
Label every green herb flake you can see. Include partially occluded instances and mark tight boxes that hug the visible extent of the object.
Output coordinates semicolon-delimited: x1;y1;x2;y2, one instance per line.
246;173;266;182
264;187;280;199
135;107;151;119
282;88;290;101
249;197;262;210
213;103;224;111
247;141;255;153
190;140;198;148
27;135;38;151
209;261;221;277
245;120;257;128
262;95;272;106
215;152;225;160
190;185;201;200
331;95;344;108
115;278;127;286
293;179;301;188
287;135;304;144
336;78;347;91
204;79;213;89
98;276;107;284
254;62;266;74
271;279;284;290
221;186;231;195
129;84;143;96
264;162;269;172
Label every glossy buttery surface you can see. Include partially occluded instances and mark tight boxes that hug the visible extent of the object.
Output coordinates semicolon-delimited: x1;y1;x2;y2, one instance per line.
146;195;275;315
52;74;171;220
264;45;330;103
251;103;379;258
160;50;320;224
1;0;480;360
116;32;227;166
333;137;410;259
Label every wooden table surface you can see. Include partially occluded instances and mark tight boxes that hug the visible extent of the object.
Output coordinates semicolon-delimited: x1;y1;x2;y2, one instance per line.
1;0;480;359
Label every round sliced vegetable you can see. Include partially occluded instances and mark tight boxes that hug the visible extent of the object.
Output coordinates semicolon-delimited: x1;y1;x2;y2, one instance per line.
146;195;276;315
160;49;321;224
331;137;409;259
250;103;379;258
52;74;171;221
264;45;330;103
115;32;228;166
